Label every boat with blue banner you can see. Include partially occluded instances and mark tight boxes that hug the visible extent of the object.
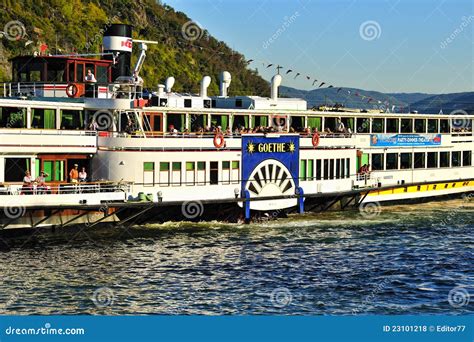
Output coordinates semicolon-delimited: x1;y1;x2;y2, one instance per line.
0;24;473;229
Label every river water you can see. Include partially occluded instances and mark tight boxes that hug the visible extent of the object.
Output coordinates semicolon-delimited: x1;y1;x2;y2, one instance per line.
0;199;472;315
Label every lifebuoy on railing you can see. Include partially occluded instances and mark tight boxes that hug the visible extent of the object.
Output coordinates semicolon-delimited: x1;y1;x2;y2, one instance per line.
66;83;78;98
311;132;320;147
213;133;225;148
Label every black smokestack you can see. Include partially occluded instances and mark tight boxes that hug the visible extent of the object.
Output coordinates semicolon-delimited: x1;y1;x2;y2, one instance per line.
103;24;132;81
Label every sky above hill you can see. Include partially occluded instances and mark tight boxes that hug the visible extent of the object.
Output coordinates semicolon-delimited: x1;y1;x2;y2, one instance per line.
165;0;473;94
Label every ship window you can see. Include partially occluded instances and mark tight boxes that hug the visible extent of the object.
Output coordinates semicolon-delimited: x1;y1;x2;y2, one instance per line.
0;107;26;128
427;152;438;168
414;152;425;168
386;153;398;170
167;114;185;132
440;152;450;167
428;119;438;133
316;159;322;180
186;162;195;186
253;115;269;128
143;162;155;186
196;162;206;185
400;153;412;169
76;63;84;83
451;151;461;167
184;99;192;108
232;115;249;130
463;151;472;166
372;118;384;133
159;162;169;186
371;154;384;171
235;99;243;108
5;158;30;182
386;118;398;133
356;118;370;133
231;161;239;184
96;65;108;83
46;61;66;82
307;117;322;131
31;108;56;129
172;162;181;186
346;158;350;178
323;159;329;180
329;159;335;179
308;159;314;180
211;115;229;130
440;119;450;133
204;100;211;108
222;161;231;184
210;161;218;185
290;116;304;132
335;159;340;179
190;114;206;132
414;119;426;133
401;119;413;133
300;160;307;180
340;159;345;178
60;110;84;130
144;162;155;171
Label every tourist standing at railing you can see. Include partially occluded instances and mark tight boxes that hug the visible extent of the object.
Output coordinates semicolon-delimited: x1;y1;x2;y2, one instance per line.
21;171;33;195
85;69;97;83
69;164;79;184
79;167;87;182
35;171;49;194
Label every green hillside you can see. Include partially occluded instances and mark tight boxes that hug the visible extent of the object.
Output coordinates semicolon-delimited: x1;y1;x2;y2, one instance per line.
0;0;269;96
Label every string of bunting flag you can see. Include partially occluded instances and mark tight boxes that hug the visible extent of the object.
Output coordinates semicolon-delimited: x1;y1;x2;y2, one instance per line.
246;59;394;111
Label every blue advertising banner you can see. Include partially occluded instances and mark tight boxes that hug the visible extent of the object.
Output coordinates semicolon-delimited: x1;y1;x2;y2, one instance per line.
241;134;300;193
0;315;472;342
370;134;442;147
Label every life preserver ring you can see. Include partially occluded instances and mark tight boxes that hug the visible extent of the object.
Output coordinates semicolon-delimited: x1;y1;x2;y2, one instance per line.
213;133;225;148
66;83;78;98
312;132;320;147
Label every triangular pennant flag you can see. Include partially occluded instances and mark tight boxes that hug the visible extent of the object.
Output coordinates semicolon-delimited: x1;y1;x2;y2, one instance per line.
294;73;301;79
312;80;318;86
319;82;326;88
286;69;293;74
266;64;273;68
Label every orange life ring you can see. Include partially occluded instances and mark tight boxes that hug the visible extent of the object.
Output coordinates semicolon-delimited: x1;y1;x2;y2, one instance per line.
213;133;225;148
312;132;320;147
66;83;78;98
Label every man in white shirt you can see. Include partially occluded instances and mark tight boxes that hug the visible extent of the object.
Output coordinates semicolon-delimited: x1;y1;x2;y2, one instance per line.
85;69;97;83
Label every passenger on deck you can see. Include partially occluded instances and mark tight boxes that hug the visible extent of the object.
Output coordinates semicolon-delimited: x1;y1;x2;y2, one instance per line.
21;171;33;195
85;69;97;83
69;164;79;183
79;167;87;182
35;171;49;194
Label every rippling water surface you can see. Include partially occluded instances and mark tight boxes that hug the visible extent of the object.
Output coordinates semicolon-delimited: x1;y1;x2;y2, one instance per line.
0;199;472;315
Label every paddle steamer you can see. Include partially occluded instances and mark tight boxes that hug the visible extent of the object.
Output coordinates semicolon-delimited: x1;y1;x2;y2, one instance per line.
0;24;472;229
